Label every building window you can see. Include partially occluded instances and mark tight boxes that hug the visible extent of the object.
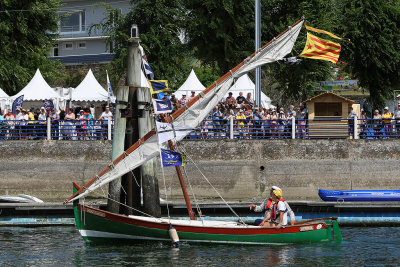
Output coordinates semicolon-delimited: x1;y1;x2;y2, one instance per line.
59;11;86;32
53;44;59;56
78;42;86;49
65;43;73;50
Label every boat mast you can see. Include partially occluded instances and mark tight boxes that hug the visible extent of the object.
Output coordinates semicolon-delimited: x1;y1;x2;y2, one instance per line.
160;113;196;220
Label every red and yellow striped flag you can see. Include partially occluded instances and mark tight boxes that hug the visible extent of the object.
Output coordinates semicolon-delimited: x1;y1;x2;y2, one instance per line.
299;32;341;64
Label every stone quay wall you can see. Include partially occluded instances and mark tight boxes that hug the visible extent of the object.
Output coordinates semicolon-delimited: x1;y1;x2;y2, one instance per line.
1;139;399;202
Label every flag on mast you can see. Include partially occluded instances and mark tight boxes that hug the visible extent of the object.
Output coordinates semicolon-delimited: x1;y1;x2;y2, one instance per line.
152;99;172;114
161;149;186;167
149;80;169;94
299;32;341;63
156;121;193;144
106;70;116;104
139;44;155;80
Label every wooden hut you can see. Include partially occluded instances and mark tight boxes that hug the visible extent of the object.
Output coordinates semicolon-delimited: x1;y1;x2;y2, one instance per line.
303;92;355;138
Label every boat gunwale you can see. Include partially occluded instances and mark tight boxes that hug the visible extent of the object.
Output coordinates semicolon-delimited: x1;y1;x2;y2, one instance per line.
77;204;331;233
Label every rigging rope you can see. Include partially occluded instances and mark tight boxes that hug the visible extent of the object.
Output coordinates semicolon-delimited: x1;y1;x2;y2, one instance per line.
182;165;203;218
178;145;245;225
99;183;163;221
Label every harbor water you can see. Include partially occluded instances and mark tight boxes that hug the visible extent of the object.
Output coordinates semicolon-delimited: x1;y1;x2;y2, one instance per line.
1;226;399;266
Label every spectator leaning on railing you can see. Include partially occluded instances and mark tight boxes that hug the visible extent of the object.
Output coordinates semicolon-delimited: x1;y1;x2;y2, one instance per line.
98;106;113;139
0;109;4;140
394;104;400;137
382;107;392;138
38;107;47;139
373;110;383;138
5;109;15;140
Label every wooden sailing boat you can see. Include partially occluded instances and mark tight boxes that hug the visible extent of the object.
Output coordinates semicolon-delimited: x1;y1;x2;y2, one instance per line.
66;18;342;245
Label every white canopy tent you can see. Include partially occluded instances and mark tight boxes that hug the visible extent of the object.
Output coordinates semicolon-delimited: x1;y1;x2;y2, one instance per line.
10;69;61;109
0;88;10;111
71;69;108;102
173;71;273;108
172;69;206;99
228;74;273;108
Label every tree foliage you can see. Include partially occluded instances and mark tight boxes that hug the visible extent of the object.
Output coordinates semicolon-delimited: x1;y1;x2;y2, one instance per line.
259;0;339;105
93;0;190;89
95;0;400;107
337;0;400;108
184;0;255;74
0;0;63;95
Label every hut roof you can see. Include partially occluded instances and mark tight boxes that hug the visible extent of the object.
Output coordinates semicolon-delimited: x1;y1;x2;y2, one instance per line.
303;91;354;104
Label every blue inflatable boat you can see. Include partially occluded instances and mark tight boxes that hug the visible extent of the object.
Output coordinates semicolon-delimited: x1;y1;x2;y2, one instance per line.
319;189;400;202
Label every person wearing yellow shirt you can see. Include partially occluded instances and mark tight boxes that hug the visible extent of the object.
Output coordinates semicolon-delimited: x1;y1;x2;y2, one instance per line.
382;107;392;138
27;108;35;140
235;110;246;138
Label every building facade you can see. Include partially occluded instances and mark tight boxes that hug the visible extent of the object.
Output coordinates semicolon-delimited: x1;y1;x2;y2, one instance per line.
49;0;131;65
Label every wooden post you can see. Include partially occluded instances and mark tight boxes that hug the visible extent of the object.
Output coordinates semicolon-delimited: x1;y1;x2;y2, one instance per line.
107;86;129;213
138;84;161;217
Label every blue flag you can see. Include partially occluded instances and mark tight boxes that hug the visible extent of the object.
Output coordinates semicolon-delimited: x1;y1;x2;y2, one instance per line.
152;99;172;114
106;70;116;103
161;149;186;167
43;99;54;111
143;58;155;80
139;44;155;80
12;95;24;114
149;80;169;94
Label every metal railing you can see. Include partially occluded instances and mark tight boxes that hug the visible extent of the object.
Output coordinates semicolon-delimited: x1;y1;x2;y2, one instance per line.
184;117;400;140
0;118;113;141
1;117;399;141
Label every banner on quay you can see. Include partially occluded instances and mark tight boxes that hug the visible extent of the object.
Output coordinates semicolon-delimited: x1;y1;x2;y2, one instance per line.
12;95;24;114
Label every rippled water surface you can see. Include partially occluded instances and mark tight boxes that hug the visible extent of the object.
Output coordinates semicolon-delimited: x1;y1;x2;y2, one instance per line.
1;226;399;266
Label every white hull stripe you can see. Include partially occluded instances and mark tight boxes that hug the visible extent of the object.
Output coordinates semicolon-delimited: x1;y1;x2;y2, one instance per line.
78;230;290;245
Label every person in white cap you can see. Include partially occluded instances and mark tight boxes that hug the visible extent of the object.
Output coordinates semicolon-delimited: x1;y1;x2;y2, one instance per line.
249;185;295;226
382;107;392;138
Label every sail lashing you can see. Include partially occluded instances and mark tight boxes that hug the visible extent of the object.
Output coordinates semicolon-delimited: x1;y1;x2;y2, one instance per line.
66;19;304;203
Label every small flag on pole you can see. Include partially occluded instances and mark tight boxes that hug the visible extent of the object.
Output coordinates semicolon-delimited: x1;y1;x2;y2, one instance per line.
299;32;341;64
139;44;155;80
152;99;172;114
12;95;24;114
43;99;54;111
156;121;194;144
161;148;186;167
149;80;169;94
106;70;116;104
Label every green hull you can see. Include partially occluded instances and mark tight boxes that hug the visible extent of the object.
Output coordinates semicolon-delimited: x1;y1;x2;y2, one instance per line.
73;184;342;245
73;204;342;245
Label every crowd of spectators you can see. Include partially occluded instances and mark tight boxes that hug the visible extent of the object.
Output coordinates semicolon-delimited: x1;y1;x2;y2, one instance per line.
358;104;400;139
0;105;113;140
167;90;308;139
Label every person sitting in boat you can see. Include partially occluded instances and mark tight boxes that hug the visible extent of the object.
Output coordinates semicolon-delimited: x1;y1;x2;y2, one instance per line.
249;186;295;226
259;190;287;228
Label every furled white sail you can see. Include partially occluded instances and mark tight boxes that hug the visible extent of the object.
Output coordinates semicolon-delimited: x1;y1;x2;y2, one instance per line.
68;19;304;202
236;21;304;76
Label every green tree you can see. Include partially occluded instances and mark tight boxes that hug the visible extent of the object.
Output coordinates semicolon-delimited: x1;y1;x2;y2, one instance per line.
184;0;255;74
93;0;190;89
258;0;339;105
337;0;400;108
184;0;339;105
0;0;63;95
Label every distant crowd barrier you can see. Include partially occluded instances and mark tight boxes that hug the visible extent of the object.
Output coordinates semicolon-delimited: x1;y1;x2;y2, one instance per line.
185;118;400;140
1;117;399;141
0;118;113;140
